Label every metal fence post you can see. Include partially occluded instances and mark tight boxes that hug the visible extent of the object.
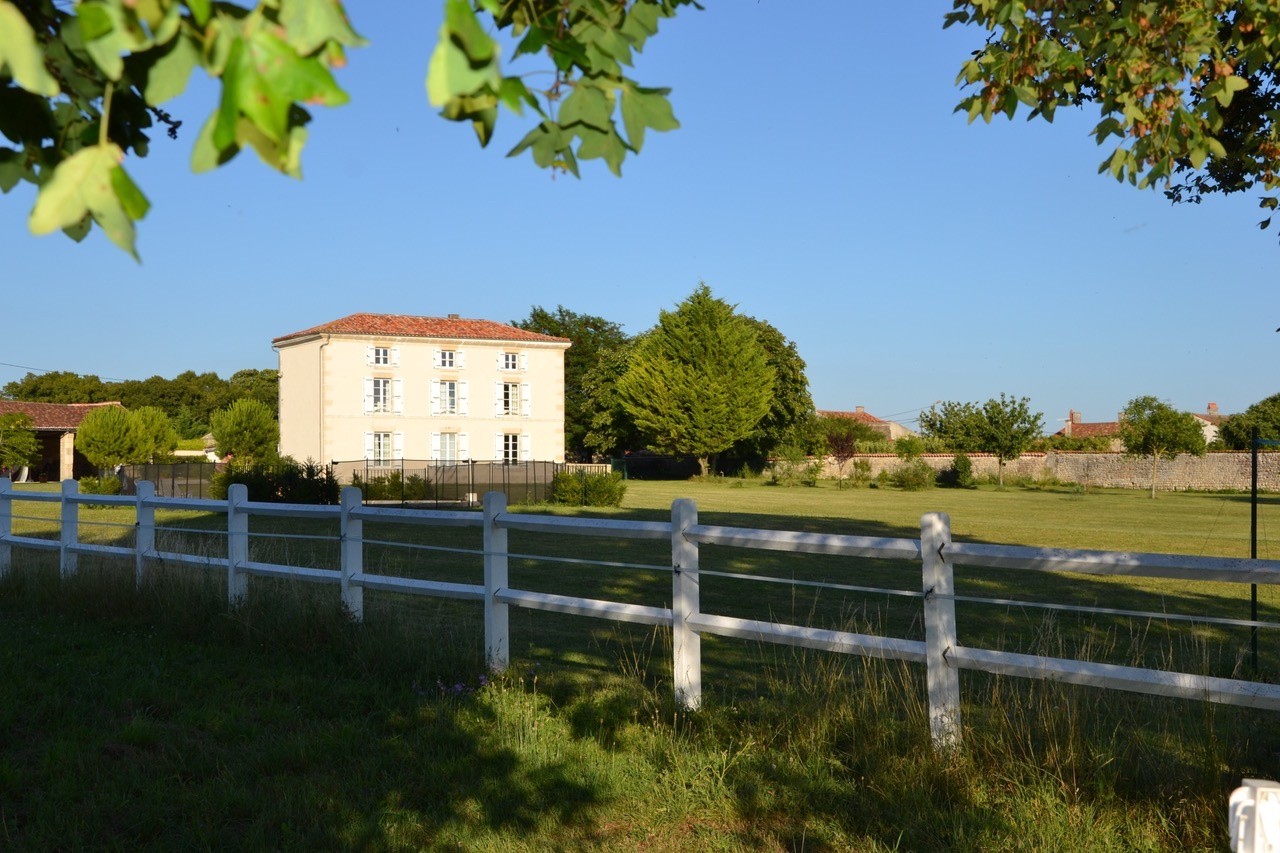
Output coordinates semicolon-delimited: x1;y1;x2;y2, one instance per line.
672;498;702;710
135;480;155;589
0;477;11;577
227;483;249;607
922;511;961;750
60;479;79;579
484;491;510;671
340;485;364;621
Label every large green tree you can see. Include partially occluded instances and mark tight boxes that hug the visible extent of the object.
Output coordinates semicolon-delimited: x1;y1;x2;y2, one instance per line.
920;394;1043;486
75;405;145;469
1219;392;1280;449
0;412;39;471
513;305;628;458
1118;396;1207;498
7;2;1280;257
2;371;109;403
580;336;646;459
210;397;277;464
616;284;774;476
726;316;814;466
131;405;179;462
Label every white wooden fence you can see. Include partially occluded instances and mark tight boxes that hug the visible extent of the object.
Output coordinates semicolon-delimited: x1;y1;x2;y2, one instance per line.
2;477;1280;750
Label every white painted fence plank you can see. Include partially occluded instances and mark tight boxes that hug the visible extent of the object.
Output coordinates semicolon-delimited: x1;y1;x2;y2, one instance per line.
497;512;671;540
686;612;927;662
495;589;673;626
353;573;485;600
948;541;1280;585
687;524;922;561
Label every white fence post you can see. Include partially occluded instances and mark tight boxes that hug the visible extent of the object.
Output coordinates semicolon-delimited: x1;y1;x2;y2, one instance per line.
340;486;364;621
0;477;11;577
672;498;702;710
227;483;249;607
135;480;155;589
60;479;79;579
484;491;509;671
922;511;961;750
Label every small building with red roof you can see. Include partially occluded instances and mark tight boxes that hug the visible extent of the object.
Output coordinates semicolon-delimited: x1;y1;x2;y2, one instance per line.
0;401;124;481
815;405;915;440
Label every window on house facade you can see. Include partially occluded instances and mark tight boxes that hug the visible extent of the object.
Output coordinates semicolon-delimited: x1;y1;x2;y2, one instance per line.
441;380;457;414
440;349;456;368
440;432;457;462
501;351;519;371
373;346;390;366
372;432;393;465
502;433;519;464
501;382;519;416
371;377;391;412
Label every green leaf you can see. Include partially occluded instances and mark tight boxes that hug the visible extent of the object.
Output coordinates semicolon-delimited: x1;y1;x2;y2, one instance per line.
62;215;91;242
1188;146;1207;169
279;0;367;55
144;32;199;105
191;111;239;172
576;124;628;176
0;147;24;192
620;85;677;151
29;144;148;260
559;83;612;131
78;0;149;81
426;14;501;108
0;1;61;96
187;0;211;26
442;0;496;63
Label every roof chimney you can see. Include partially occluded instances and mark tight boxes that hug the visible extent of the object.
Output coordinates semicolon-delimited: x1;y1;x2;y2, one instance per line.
447;313;460;319
1070;409;1081;423
855;405;865;414
1208;401;1219;414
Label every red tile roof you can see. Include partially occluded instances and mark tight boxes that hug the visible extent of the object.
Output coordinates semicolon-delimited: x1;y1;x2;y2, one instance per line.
0;401;123;430
1055;421;1121;438
817;408;886;424
273;313;572;346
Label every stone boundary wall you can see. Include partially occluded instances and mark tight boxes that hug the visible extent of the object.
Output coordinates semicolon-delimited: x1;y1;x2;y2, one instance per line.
818;452;1280;492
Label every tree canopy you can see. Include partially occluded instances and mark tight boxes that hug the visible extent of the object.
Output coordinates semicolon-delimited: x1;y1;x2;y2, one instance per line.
0;412;39;471
210;397;277;464
75;404;145;469
1219;392;1280;449
616;284;774;476
1118;395;1207;498
919;394;1043;486
513;305;628;458
725;316;814;465
8;1;1280;258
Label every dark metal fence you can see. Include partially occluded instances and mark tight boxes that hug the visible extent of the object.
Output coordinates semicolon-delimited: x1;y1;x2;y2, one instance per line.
120;462;225;499
330;459;563;508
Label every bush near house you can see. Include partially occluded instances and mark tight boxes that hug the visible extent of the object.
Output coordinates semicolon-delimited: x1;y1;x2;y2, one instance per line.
211;458;339;504
548;470;627;507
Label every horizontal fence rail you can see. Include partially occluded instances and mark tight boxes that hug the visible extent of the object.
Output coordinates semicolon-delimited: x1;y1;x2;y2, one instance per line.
2;478;1280;750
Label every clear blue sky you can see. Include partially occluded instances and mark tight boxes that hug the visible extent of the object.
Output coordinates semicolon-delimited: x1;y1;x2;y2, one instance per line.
2;3;1276;432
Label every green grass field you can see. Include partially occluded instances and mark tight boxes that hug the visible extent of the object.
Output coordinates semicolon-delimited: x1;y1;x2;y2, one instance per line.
1;479;1278;849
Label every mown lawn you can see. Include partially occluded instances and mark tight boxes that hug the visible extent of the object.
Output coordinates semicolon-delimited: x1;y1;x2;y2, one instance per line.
1;478;1277;849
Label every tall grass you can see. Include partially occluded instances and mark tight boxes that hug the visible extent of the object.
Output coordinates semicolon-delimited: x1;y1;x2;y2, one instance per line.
2;481;1278;848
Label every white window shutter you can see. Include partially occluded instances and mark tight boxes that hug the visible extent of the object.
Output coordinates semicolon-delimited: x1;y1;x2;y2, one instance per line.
430;432;441;460
391;347;400;367
457;349;466;369
459;432;470;459
520;353;528;371
496;351;502;368
429;380;440;415
433;348;441;368
493;382;502;417
363;377;374;414
363;432;374;460
494;433;504;460
393;432;404;460
458;380;469;416
521;383;531;417
365;345;374;366
521;433;532;461
393;378;404;414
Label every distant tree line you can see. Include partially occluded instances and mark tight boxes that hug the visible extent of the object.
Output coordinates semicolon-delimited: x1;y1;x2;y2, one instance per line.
2;369;278;439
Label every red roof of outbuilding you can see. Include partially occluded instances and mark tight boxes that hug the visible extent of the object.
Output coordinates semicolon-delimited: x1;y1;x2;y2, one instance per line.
816;408;886;424
273;313;571;346
1056;421;1122;438
0;401;123;430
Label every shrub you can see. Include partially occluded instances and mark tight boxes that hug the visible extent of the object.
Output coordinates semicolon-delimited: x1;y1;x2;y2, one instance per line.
850;459;873;487
211;457;339;504
78;475;123;496
891;459;936;491
938;453;975;489
549;470;627;507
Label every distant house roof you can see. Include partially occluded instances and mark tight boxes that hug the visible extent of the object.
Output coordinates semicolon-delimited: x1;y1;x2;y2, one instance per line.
0;401;123;430
272;313;572;346
816;407;886;425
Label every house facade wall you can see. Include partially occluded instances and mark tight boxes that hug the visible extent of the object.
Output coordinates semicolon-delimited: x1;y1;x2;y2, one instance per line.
278;333;568;465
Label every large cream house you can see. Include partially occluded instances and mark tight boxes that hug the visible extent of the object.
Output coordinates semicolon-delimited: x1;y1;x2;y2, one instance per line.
273;313;571;465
